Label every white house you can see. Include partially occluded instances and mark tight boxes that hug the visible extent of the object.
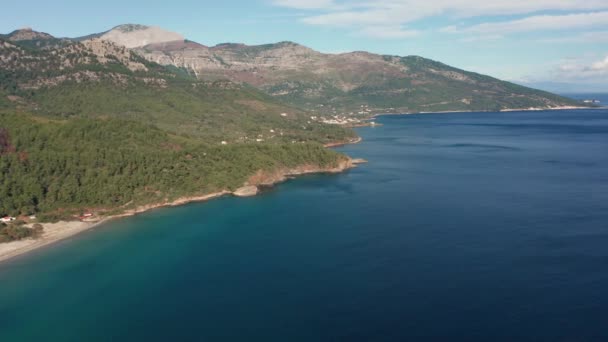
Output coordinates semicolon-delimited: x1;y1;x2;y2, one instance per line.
1;216;16;223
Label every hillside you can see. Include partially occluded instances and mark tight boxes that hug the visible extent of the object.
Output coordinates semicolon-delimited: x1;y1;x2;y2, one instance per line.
0;112;347;218
70;24;585;116
0;24;587;222
0;30;353;143
116;26;584;115
0;28;354;220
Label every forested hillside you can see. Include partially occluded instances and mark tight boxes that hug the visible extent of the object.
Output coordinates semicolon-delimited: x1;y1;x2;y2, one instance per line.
0;33;353;143
0;30;354;221
0;112;346;219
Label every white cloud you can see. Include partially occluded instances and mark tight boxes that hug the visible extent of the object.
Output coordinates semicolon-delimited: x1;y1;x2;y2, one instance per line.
273;0;335;9
539;31;608;43
272;0;608;40
357;26;420;39
459;34;503;43
515;54;608;91
552;55;608;83
591;56;608;71
445;11;608;34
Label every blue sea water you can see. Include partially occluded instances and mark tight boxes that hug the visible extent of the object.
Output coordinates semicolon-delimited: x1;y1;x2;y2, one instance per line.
1;109;608;341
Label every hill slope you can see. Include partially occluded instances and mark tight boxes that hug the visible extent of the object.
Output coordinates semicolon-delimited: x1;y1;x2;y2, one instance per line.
0;112;347;218
0;29;354;219
0;32;353;143
125;30;582;115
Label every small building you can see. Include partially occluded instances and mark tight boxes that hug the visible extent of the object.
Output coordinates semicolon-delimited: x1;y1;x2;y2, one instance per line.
78;213;95;221
1;216;16;223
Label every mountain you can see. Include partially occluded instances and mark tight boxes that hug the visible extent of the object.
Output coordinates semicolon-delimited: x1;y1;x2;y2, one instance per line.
0;28;354;218
5;27;54;41
77;24;185;49
0;30;352;143
0;24;590;221
126;34;584;114
1;27;71;49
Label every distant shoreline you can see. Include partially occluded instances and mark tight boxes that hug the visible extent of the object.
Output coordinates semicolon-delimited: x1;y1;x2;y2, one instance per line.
0;156;365;265
370;105;593;118
324;136;362;148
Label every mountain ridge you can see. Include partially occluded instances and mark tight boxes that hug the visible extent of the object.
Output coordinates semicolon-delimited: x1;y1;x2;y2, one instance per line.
0;27;355;220
94;24;581;115
0;29;353;144
4;25;585;116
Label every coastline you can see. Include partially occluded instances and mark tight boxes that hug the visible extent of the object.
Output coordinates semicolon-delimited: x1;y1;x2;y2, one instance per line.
6;104;582;264
370;105;592;118
0;157;364;264
324;136;362;148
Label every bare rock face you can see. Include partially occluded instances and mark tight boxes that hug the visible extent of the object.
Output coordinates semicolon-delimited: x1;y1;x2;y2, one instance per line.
233;186;259;197
0;34;160;90
100;24;184;49
134;40;405;90
122;25;581;113
81;38;147;71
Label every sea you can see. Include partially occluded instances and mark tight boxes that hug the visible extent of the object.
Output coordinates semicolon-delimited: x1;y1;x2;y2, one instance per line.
1;108;607;341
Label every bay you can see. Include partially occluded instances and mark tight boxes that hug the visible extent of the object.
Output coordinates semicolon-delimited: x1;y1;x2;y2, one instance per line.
1;109;608;341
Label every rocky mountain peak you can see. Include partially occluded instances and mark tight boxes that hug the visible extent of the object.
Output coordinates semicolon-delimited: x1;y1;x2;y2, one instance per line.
111;24;150;33
7;27;54;41
99;24;184;49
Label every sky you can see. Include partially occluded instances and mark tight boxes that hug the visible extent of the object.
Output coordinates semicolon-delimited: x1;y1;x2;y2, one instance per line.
2;0;607;92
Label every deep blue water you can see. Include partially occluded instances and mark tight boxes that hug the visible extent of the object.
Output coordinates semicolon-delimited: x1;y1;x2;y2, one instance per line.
1;109;608;341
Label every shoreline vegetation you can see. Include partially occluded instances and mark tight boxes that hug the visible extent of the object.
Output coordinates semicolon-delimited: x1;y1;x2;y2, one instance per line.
0;142;367;264
0;105;593;264
0;27;594;266
0;105;594;265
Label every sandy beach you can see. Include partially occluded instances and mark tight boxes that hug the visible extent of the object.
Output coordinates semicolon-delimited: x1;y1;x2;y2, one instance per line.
0;158;362;264
0;191;231;264
0;220;109;263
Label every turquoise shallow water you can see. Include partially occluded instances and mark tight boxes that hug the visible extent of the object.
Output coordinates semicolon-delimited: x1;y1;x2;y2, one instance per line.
1;109;608;341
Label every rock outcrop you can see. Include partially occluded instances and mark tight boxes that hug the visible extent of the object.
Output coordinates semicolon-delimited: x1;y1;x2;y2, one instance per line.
6;28;54;41
251;158;356;186
232;157;361;198
99;24;184;49
81;38;147;71
233;186;259;197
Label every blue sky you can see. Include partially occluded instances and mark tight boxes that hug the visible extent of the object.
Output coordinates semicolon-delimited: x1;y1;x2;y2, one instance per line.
2;0;608;92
